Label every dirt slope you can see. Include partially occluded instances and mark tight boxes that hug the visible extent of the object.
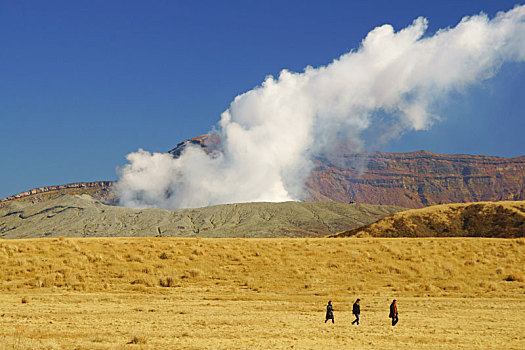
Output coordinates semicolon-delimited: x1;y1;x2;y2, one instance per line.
0;195;404;239
332;201;525;238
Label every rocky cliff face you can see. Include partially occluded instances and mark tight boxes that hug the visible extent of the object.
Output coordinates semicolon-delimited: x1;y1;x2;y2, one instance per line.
305;151;525;208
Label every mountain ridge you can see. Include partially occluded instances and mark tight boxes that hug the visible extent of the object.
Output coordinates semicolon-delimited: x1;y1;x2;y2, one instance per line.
2;135;524;209
306;149;525;208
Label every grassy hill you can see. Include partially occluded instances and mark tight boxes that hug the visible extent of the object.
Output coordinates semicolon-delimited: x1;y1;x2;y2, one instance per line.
332;201;525;238
0;195;404;238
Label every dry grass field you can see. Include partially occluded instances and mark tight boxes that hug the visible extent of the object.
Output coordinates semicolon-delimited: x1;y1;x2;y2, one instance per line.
0;237;524;349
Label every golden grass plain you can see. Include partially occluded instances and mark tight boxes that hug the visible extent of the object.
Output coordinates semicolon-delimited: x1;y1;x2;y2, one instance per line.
1;237;524;349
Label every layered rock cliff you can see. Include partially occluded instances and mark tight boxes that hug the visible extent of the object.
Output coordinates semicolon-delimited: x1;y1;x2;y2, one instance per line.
0;181;115;207
305;151;525;208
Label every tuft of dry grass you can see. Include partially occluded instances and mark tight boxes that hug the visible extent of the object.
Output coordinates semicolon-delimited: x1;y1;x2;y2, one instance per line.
127;335;147;344
159;276;177;287
504;274;524;282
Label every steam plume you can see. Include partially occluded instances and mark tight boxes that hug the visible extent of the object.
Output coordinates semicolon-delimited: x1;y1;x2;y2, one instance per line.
116;5;525;209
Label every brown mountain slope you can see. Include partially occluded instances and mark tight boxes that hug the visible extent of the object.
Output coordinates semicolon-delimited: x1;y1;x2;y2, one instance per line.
331;201;525;238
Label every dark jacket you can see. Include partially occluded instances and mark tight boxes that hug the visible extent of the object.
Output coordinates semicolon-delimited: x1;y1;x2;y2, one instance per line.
389;302;397;318
352;302;360;315
326;304;333;318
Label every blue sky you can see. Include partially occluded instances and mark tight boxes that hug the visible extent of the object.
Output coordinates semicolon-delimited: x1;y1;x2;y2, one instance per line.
1;0;524;198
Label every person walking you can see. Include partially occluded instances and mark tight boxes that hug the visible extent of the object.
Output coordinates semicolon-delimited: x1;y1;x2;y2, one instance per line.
389;299;399;326
351;298;360;325
325;301;334;323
